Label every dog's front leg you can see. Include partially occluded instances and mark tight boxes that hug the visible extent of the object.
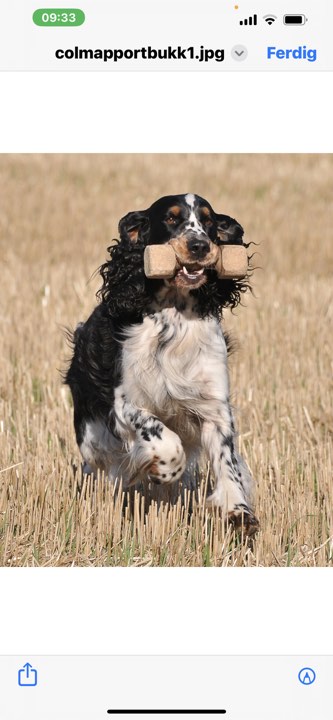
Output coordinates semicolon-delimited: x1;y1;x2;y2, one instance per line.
201;417;259;533
113;387;186;486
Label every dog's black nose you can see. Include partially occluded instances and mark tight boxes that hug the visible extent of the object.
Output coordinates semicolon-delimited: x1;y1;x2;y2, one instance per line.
187;237;210;259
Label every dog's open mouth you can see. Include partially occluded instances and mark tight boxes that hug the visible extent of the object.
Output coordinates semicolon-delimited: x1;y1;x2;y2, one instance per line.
171;263;207;288
177;265;204;282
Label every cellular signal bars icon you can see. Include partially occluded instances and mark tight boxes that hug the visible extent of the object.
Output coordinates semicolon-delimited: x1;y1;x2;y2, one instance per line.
239;14;257;26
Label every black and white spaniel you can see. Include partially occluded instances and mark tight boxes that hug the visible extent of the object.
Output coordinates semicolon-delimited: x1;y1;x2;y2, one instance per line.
66;193;258;533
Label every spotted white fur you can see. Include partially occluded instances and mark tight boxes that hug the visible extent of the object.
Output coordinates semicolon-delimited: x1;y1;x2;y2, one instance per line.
184;193;207;236
80;305;254;517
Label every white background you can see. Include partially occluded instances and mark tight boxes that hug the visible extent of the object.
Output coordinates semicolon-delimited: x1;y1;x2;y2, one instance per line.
0;70;332;656
1;72;332;152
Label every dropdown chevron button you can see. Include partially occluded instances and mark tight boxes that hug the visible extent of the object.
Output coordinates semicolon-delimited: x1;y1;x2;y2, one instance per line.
231;45;248;61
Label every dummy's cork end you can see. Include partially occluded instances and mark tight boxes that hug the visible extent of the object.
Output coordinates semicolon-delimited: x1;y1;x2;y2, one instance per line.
215;245;248;279
144;245;177;279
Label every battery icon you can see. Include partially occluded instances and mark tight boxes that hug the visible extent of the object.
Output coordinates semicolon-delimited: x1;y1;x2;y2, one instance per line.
283;14;308;25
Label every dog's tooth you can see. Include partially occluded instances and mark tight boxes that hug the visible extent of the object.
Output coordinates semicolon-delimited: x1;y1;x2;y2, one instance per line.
183;266;189;275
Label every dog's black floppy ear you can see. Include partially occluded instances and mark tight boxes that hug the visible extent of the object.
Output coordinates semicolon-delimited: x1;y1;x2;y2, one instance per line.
216;213;244;245
118;210;149;243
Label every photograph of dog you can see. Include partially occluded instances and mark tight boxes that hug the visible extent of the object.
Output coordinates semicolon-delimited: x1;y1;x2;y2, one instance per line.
1;154;332;566
65;194;259;534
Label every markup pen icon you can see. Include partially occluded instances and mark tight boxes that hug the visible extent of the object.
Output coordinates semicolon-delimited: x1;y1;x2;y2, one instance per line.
18;662;38;687
298;667;316;685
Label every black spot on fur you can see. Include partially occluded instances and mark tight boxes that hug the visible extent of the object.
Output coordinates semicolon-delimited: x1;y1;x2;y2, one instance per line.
141;429;151;441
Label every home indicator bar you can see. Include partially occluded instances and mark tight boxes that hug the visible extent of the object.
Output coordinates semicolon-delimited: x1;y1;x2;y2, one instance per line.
107;712;227;716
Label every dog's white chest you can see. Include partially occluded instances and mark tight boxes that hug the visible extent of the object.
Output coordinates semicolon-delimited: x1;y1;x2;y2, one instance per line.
121;309;229;418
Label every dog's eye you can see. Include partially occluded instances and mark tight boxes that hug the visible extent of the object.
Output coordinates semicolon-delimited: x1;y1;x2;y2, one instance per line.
166;216;177;225
204;218;213;227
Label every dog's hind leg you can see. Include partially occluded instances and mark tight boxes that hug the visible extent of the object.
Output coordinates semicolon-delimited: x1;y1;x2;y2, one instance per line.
201;419;259;535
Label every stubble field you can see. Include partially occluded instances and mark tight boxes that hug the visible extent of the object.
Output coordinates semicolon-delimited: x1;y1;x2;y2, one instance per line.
1;153;332;566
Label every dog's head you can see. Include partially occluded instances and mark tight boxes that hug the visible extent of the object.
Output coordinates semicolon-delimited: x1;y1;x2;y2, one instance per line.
118;193;244;291
100;194;249;320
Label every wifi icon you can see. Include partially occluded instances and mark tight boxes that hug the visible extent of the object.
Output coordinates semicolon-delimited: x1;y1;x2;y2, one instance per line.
263;14;277;25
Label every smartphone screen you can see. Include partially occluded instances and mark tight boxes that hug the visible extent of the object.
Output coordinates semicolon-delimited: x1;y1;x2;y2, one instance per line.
0;1;332;718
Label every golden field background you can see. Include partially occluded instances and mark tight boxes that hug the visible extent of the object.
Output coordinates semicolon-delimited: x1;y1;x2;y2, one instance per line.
0;153;332;566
